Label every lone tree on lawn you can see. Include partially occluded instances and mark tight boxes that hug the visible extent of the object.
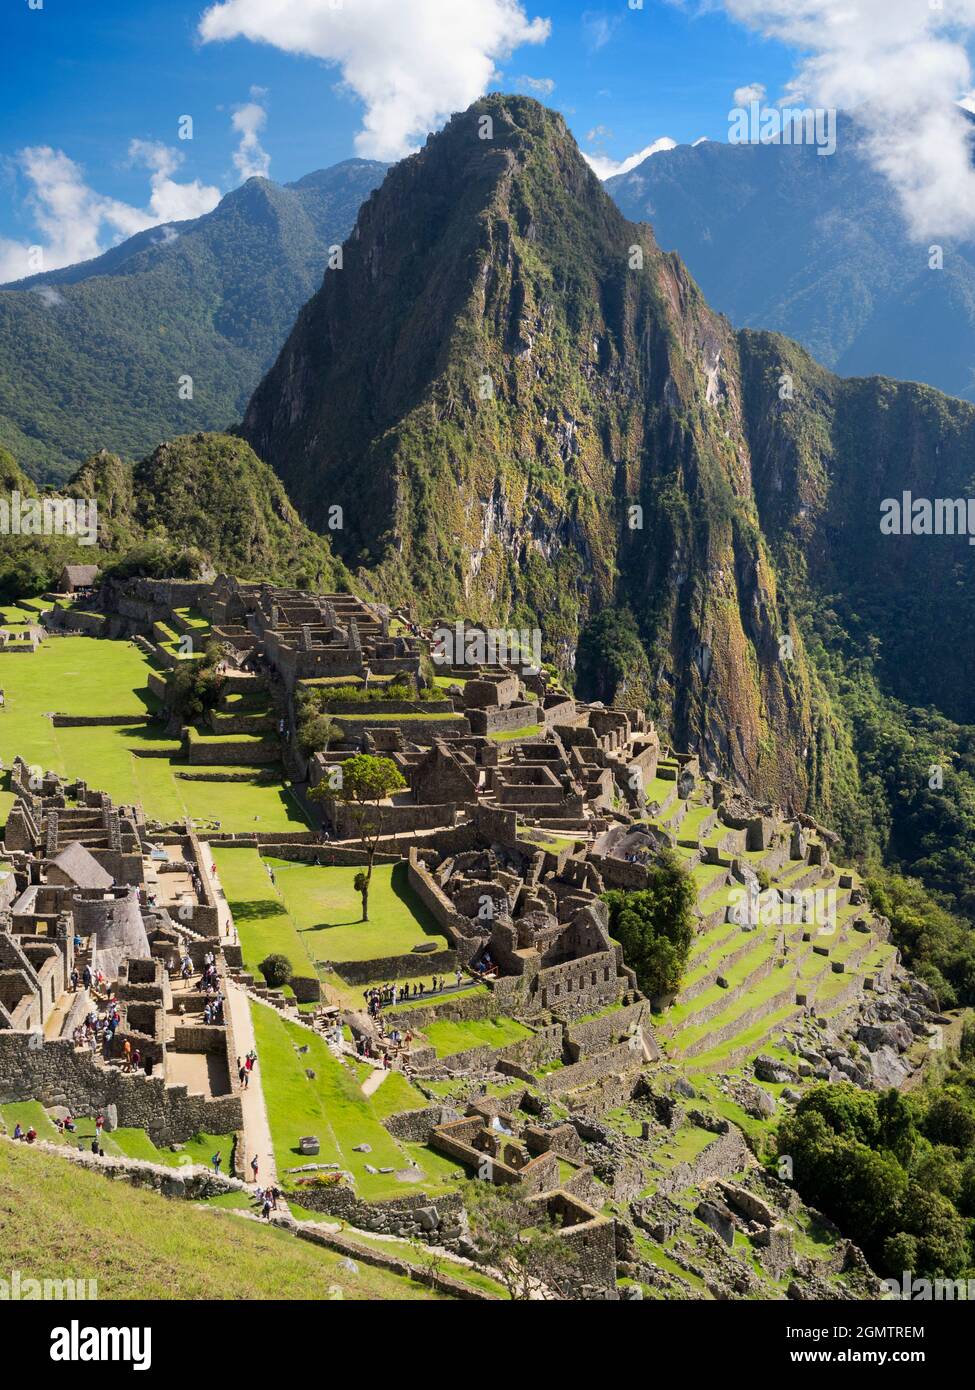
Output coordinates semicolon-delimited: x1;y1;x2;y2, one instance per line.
309;753;407;921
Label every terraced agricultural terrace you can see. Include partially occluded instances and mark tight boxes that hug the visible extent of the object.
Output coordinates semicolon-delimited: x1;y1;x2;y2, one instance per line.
0;577;949;1302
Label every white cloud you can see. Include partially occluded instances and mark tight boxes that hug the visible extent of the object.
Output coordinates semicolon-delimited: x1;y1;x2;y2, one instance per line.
581;10;620;51
0;142;220;284
582;136;677;180
129;140;222;221
513;75;556;96
231;101;272;179
32;284;64;308
717;0;975;240
198;0;551;161
732;82;765;107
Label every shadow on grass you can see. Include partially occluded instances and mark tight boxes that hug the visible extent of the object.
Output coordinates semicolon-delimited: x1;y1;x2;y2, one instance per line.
227;898;289;922
390;860;444;939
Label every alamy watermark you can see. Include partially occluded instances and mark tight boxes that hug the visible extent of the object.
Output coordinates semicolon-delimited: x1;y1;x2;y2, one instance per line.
0;1268;98;1300
882;1270;975;1301
728;884;838;933
431;623;542;668
728;101;836;157
880;492;975;544
0;491;98;546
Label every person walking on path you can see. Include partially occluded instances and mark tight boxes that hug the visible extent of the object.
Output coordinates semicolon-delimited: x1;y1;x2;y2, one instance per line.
212;1150;222;1176
251;1155;259;1184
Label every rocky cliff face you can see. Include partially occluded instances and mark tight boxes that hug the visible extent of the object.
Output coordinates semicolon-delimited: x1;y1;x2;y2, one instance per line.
244;96;823;809
243;94;975;832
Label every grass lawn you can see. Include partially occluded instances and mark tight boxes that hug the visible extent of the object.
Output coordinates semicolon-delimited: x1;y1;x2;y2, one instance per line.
423;1016;533;1058
0;635;307;830
488;724;543;742
215;850;449;987
251;1002;465;1201
0;1102;234;1169
0;1140;448;1300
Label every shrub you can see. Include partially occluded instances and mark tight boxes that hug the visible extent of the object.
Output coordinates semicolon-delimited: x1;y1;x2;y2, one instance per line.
259;954;293;989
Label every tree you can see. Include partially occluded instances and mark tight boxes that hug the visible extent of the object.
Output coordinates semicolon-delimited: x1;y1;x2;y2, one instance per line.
462;1182;578;1300
308;753;406;921
602;851;696;996
259;953;293;989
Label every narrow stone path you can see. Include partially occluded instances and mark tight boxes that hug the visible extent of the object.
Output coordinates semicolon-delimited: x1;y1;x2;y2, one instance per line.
361;1068;388;1098
197;840;235;941
225;980;278;1189
202;843;276;1187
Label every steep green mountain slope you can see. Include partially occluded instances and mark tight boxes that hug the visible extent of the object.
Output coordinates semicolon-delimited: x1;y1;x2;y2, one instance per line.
242;96;975;922
0;160;386;483
0;434;349;597
606;115;975;402
244;95;825;813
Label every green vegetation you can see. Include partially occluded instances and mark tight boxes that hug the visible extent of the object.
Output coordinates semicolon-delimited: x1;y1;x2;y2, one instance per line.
0;1138;446;1300
215;850;448;981
250;1002;463;1200
603;851;696;996
0;163;386;484
0;434;350;606
308;753;408;920
0;635;306;830
575;605;652;709
778;1066;975;1279
462;1181;577;1300
867;869;975;1008
422;1016;533;1058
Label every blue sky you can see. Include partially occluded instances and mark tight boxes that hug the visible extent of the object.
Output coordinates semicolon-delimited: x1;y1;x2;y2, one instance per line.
4;0;975;277
1;0;795;269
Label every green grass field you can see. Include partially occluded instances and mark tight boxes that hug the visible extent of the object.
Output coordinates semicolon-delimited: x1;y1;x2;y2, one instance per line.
0;1139;449;1300
422;1016;533;1058
215;849;448;981
0;1102;233;1168
250;1002;464;1200
0;635;307;830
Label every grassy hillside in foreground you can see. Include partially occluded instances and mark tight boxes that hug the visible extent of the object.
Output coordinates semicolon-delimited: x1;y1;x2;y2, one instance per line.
0;1140;449;1300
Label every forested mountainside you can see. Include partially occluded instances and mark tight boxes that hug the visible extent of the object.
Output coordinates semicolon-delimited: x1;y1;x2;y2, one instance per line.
0;160;386;483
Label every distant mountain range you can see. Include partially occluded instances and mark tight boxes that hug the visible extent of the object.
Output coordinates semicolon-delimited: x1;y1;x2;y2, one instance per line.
0;159;387;482
606;114;975;402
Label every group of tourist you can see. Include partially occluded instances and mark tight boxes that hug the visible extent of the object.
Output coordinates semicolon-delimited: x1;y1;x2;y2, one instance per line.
236;1050;257;1089
10;1122;37;1143
362;971;464;1016
472;949;498;978
254;1184;281;1220
353;1022;413;1065
68;962;105;993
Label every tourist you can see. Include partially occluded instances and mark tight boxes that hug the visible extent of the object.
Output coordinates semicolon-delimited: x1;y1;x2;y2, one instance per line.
12;1123;23;1140
212;1150;222;1175
251;1155;259;1183
238;1063;249;1089
261;1193;273;1220
25;1126;37;1144
122;1039;132;1072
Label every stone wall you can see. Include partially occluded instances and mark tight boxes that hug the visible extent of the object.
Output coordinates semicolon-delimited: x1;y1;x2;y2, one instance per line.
541;1041;640;1097
655;1125;752;1197
0;1031;242;1144
328;947;458;987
